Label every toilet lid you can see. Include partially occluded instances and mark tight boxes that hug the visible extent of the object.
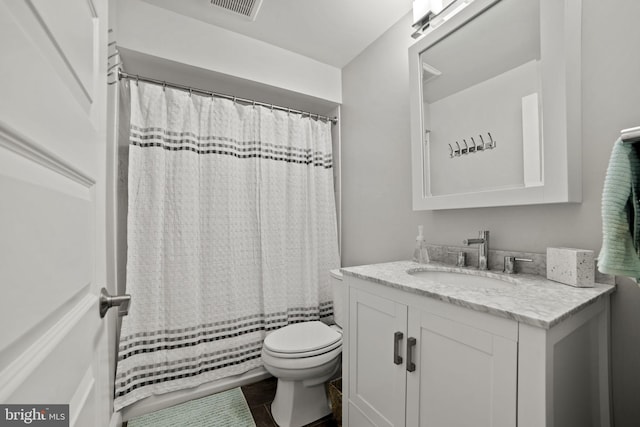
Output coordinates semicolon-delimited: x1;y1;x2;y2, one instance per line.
263;321;342;354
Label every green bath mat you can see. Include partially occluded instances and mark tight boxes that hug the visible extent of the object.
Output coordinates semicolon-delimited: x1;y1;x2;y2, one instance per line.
127;387;256;427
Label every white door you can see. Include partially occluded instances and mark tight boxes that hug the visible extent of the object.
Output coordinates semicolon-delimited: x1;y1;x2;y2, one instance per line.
0;1;115;426
406;309;517;427
348;288;407;427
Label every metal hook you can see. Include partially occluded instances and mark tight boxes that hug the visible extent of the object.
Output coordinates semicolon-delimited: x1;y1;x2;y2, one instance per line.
488;132;495;148
479;134;486;150
448;143;454;158
470;137;477;153
454;141;461;157
462;139;469;155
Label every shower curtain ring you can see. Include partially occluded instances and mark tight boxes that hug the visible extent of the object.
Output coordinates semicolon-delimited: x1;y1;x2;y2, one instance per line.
162;82;166;92
135;75;139;86
189;88;192;97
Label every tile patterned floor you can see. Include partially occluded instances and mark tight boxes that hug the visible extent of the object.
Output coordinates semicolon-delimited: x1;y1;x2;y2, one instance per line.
241;376;339;427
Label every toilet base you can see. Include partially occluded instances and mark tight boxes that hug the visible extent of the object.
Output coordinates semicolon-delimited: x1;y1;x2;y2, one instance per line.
270;378;331;427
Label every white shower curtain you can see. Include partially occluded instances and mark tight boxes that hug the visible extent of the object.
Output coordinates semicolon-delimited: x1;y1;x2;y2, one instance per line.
114;82;340;410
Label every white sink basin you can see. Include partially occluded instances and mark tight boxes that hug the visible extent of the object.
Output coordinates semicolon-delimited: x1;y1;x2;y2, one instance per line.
409;270;513;289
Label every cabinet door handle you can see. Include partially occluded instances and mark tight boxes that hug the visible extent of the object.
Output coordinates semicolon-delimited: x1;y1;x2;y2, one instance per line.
406;337;417;372
393;332;403;365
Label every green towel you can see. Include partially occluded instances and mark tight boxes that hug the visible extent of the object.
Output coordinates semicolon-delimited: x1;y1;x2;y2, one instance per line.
598;138;640;278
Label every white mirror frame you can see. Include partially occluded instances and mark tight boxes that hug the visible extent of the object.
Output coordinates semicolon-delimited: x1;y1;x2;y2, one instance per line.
409;0;582;210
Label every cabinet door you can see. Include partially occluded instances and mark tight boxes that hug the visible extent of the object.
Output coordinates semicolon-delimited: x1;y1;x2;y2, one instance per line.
349;288;407;427
406;309;517;427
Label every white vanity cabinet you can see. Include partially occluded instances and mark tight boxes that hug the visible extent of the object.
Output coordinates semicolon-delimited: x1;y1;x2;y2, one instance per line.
341;271;612;427
345;278;517;427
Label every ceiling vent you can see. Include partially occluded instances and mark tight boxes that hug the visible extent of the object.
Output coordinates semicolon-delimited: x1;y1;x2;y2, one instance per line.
210;0;263;21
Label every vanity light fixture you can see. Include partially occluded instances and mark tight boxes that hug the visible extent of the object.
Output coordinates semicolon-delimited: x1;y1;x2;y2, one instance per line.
436;0;474;25
413;0;445;27
411;0;474;38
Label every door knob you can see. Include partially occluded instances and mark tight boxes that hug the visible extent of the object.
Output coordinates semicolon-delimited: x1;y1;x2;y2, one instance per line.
99;287;131;318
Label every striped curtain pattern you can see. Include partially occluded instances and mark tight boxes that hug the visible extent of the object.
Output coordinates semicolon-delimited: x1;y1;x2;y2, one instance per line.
114;82;340;410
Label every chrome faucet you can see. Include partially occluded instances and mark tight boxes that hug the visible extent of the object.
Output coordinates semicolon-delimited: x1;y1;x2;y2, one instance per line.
463;230;489;270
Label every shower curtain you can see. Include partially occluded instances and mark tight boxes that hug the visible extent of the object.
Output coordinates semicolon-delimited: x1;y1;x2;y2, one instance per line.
114;81;340;410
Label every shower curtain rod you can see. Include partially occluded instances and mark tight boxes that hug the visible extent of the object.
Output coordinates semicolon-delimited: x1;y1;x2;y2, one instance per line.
117;69;338;125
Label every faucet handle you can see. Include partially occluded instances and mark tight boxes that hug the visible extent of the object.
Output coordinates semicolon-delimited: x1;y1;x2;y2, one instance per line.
448;251;466;267
503;256;533;274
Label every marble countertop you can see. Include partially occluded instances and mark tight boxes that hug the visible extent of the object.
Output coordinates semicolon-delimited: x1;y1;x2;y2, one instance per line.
340;260;615;329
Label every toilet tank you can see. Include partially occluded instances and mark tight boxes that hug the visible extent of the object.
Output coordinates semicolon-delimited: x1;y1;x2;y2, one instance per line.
330;269;345;327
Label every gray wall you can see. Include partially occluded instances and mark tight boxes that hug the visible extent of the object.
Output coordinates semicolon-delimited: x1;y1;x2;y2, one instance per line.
341;2;640;426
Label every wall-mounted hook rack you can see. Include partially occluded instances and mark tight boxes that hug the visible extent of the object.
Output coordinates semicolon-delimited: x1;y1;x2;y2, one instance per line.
448;132;497;158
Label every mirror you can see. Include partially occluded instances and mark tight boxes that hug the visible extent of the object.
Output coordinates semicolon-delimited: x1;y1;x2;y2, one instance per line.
409;0;582;210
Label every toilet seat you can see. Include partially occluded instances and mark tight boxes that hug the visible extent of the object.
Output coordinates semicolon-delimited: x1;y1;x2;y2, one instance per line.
263;321;342;359
261;342;342;372
263;339;342;359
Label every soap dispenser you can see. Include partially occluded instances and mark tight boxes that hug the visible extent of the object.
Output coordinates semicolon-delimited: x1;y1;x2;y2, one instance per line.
413;225;430;264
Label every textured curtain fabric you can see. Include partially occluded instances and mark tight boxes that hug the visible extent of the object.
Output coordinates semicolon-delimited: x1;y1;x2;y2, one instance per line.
114;82;340;410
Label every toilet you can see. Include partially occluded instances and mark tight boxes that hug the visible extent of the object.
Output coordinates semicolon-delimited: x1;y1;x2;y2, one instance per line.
261;269;344;427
